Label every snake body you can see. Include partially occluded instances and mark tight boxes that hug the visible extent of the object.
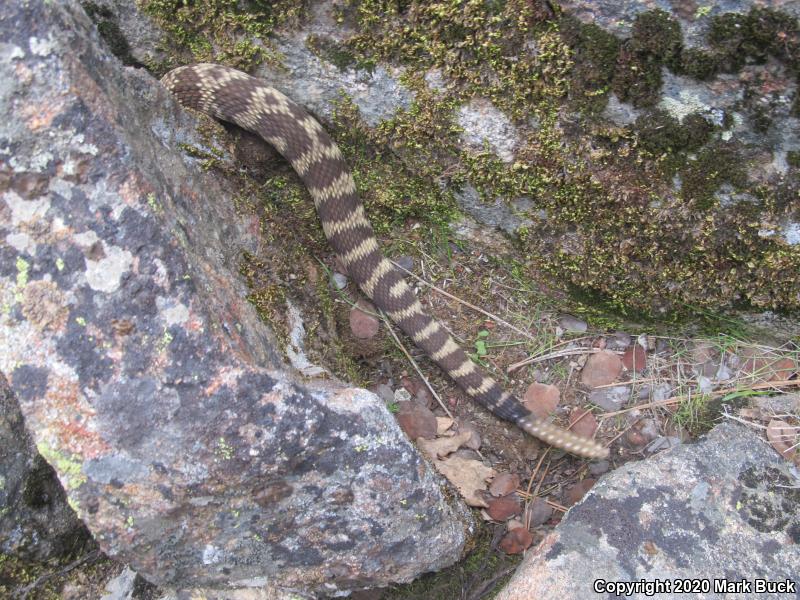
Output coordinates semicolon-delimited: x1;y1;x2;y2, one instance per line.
161;63;608;459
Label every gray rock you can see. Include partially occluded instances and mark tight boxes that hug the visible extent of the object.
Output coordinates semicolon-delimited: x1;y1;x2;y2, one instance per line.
557;315;588;333
452;183;533;234
602;93;642;125
605;332;632;351
457;98;518;163
497;421;800;599
645;435;684;454
331;272;349;290
101;566;138;600
0;1;470;595
588;385;631;411
0;374;91;561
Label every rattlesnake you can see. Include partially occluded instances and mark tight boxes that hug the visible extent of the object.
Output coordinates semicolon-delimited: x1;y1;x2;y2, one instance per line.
161;63;608;459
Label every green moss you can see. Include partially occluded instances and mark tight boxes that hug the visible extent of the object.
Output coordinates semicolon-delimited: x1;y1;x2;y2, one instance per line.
343;0;572;119
35;441;86;491
787;150;800;168
681;113;715;151
675;47;720;80
609;10;683;108
633;110;714;179
612;41;664;108
140;0;307;72
306;34;375;72
681;142;747;210
146;0;800;326
709;8;800;74
630;9;682;58
635;110;686;156
560;17;621;114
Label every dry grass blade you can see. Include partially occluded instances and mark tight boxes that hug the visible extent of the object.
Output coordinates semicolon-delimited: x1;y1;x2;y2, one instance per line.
508;347;603;372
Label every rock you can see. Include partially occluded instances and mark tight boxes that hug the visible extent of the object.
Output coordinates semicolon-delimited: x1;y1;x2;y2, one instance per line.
639;418;660;441
523;382;560;419
605;332;632;351
621;344;647;372
626;430;647;447
457;98;518;163
489;473;521;497
394;255;414;271
332;272;349;290
588;385;630;412
557;315;588;333
645;436;683;454
587;460;610;477
496;421;800;600
350;299;381;338
580;351;623;387
101;566;137;600
486;493;523;521
0;2;470;594
373;383;395;404
568;409;599;440
394;387;413;402
395;401;438;440
652;383;673;401
452;184;533;235
0;374;91;561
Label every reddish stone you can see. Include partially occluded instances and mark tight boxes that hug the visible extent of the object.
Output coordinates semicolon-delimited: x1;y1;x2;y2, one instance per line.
580;351;623;387
349;300;380;339
523;382;560;419
394;401;437;440
622;345;647;373
569;408;598;439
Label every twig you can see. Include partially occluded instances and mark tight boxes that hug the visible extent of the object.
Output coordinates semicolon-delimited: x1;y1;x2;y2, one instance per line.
545;499;568;513
522;451;551;529
508;347;605;372
601;379;800;418
604;418;641;448
721;411;768;429
379;311;454;419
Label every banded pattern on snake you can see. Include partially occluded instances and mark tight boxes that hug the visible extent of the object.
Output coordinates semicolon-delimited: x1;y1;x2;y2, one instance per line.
161;63;608;459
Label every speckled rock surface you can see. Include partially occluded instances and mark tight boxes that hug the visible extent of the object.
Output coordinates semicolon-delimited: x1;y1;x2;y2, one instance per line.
0;373;92;561
0;1;470;595
496;420;800;600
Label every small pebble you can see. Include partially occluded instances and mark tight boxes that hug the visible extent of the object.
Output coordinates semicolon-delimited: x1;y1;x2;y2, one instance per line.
332;272;348;290
588;460;610;476
558;314;588;333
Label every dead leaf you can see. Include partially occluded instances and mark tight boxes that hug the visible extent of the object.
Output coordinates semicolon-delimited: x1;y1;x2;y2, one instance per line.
486;493;522;521
489;472;520;497
499;527;533;554
434;455;496;507
766;419;798;461
436;416;454;435
417;430;472;460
